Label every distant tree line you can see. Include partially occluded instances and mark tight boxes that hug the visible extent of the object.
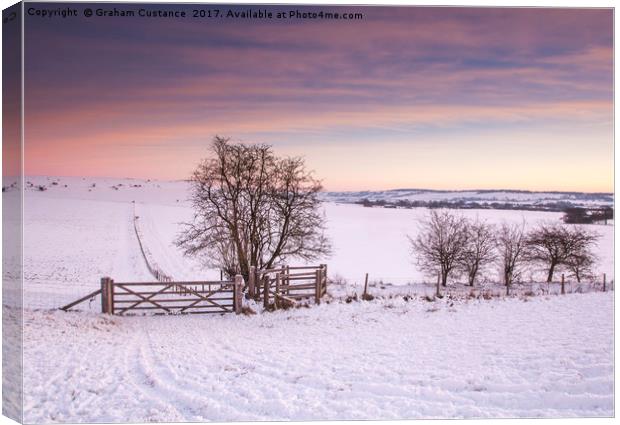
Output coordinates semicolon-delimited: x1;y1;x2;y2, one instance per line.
409;211;601;294
563;207;613;225
358;198;614;219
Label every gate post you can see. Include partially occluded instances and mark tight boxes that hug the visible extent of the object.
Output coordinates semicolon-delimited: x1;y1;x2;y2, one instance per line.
234;275;243;314
100;277;109;314
248;266;256;299
275;273;282;309
315;269;321;305
321;264;327;295
107;278;115;314
263;276;270;309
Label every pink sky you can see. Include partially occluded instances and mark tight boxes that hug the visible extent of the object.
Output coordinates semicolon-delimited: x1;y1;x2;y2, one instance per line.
23;6;613;192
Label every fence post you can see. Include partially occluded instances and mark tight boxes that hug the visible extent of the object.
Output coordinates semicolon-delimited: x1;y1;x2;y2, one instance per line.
263;275;270;309
285;265;290;295
315;269;321;305
561;274;565;295
248;266;256;299
603;273;606;292
275;273;282;309
234;275;243;314
100;277;108;314
321;264;327;295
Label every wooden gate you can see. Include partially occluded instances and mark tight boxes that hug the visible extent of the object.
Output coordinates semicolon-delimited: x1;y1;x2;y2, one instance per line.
61;266;328;314
61;275;244;315
248;265;327;308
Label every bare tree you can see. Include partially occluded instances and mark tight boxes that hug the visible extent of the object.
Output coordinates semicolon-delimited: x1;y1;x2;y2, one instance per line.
496;221;527;294
563;228;600;283
458;219;496;286
565;251;596;283
409;210;468;287
526;222;568;283
176;136;331;283
526;222;599;283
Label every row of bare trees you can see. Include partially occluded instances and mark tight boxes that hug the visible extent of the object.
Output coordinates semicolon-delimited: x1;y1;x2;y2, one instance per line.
410;211;600;291
176;137;602;295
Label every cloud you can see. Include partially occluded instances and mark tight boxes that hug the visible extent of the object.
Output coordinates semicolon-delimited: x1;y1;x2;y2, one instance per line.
23;6;613;190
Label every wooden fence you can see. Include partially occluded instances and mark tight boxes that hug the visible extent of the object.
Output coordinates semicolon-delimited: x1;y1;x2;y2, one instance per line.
60;264;329;314
248;264;328;308
133;203;174;283
62;276;244;315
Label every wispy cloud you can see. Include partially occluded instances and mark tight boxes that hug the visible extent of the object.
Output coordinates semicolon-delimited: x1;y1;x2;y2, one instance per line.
24;6;613;191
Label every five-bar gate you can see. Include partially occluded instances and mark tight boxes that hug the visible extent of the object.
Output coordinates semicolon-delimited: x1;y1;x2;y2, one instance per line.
62;276;244;315
100;277;244;315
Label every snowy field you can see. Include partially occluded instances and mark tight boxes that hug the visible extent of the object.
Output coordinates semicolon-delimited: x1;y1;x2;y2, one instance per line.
3;176;615;421
11;176;614;309
20;293;614;422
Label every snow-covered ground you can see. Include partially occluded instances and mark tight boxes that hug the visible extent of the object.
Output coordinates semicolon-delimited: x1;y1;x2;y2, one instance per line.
321;203;613;287
13;176;614;309
21;292;614;422
4;176;614;421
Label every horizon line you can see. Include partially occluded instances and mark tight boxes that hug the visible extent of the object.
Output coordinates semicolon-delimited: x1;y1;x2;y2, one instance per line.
9;174;615;196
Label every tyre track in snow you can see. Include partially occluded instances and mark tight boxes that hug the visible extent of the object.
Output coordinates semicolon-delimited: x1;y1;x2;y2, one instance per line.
124;322;204;421
132;318;274;421
125;311;346;421
125;205;218;419
23;293;614;422
124;204;256;419
136;313;409;421
138;298;615;421
123;317;266;421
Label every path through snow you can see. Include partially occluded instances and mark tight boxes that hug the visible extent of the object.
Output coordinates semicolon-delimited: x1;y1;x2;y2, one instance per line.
23;292;614;422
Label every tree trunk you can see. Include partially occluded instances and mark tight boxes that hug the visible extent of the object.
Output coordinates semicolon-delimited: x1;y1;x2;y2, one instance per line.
441;271;448;287
468;266;478;286
546;262;556;283
239;262;250;285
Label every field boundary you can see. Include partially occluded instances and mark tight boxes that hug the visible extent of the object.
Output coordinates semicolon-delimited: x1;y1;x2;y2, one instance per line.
132;202;173;283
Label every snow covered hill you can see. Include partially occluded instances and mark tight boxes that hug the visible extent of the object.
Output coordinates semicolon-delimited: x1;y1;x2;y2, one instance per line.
4;175;615;421
10;175;614;309
11;176;614;208
321;188;614;209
